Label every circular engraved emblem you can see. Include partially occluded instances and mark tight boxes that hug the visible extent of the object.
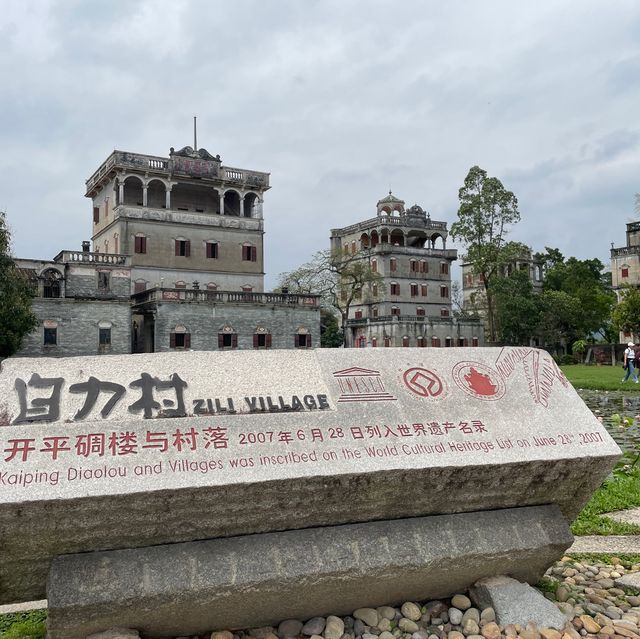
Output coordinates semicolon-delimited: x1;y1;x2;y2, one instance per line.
452;361;506;401
402;367;446;399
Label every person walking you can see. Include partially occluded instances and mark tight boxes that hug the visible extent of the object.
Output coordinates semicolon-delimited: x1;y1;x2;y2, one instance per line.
622;341;639;383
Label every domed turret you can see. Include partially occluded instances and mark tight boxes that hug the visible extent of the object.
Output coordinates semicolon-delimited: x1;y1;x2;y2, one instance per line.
376;191;405;216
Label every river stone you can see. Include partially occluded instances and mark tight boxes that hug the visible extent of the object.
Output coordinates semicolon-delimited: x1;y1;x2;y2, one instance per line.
0;348;620;604
451;596;471;611
470;576;568;629
354;609;380;627
449;609;463;625
402;603;422;622
378;608;397;621
325;616;345;639
304;619;327;636
279;620;304;638
399;619;419;633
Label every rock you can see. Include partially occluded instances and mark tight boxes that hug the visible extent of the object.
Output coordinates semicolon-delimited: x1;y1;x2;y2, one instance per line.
448;633;465;639
354;620;366;637
452;596;472;611
379;608;397;621
557;587;571;603
579;616;602;634
461;610;480;625
325;617;345;639
402;604;422;622
250;628;278;639
380;633;395;639
480;622;500;639
304;619;327;636
86;630;140;639
212;632;234;639
520;623;541;639
399;619;419;633
540;630;562;639
378;619;392;632
449;609;463;626
355;609;380;628
470;576;568;630
411;631;429;639
279;620;304;638
463;619;480;636
480;609;495;624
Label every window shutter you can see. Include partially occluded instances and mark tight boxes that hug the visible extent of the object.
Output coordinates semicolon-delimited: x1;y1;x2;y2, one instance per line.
134;236;140;253
232;334;238;348
174;240;180;256
185;333;191;349
170;333;176;348
218;334;224;348
295;334;300;347
185;241;191;257
307;335;312;348
93;207;99;223
266;334;272;348
251;246;257;262
253;334;259;348
141;237;146;254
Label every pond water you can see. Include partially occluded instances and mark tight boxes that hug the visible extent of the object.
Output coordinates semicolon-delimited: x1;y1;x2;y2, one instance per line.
577;388;640;453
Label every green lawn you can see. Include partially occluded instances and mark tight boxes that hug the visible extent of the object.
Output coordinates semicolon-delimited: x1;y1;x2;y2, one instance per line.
561;364;640;391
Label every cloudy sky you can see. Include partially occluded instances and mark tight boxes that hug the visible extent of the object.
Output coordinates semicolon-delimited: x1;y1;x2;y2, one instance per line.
1;0;639;288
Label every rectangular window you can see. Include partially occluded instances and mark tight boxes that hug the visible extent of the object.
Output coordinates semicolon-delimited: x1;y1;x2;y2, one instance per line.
440;262;449;275
410;284;418;297
384;337;391;347
218;333;238;349
420;261;428;273
410;260;418;272
390;283;400;295
391;307;400;316
372;283;378;297
99;328;111;345
242;245;257;261
44;327;57;346
354;310;363;319
134;281;147;294
206;242;219;259
253;333;272;349
98;271;110;291
93;207;99;224
622;267;629;278
421;284;428;297
170;333;191;349
417;307;425;317
440;286;449;298
440;308;450;317
134;236;147;254
295;334;312;348
175;240;191;257
371;260;377;273
390;258;397;272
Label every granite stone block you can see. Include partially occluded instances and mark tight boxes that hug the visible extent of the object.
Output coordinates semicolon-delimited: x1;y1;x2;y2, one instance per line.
46;505;573;639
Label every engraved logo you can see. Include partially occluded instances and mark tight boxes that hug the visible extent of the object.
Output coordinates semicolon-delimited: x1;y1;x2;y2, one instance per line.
402;367;445;399
452;362;506;401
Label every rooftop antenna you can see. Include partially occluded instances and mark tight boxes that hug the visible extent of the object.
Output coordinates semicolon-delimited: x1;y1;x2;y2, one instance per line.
193;115;197;152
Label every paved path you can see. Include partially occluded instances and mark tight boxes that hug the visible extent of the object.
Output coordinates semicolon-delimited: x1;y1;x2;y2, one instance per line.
0;599;46;615
567;535;640;554
605;507;640;527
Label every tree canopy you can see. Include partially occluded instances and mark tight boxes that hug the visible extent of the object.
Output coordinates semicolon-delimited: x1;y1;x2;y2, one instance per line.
0;212;37;358
450;165;521;342
278;248;382;347
612;287;640;340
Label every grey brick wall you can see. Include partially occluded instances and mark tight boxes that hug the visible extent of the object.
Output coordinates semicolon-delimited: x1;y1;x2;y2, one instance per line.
16;299;132;358
153;302;320;352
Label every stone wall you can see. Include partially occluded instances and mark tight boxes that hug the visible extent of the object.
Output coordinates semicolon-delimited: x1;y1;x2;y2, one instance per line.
152;302;320;351
16;298;132;357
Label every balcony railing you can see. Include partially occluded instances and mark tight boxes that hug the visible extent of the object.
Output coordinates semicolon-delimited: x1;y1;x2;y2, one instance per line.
347;314;482;326
333;214;448;236
53;250;130;266
612;246;640;257
132;287;319;307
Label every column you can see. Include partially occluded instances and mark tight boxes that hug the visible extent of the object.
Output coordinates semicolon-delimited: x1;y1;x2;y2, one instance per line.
165;185;172;209
118;180;124;205
219;192;225;215
142;185;148;207
239;195;245;218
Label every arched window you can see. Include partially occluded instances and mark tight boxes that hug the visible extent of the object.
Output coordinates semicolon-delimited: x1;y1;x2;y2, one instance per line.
42;269;62;298
417;307;425;317
417;336;426;348
402;336;410;347
371;336;378;347
371;258;377;273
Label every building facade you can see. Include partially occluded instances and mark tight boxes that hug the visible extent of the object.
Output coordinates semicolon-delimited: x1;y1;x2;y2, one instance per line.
330;192;484;348
15;143;320;357
610;220;640;343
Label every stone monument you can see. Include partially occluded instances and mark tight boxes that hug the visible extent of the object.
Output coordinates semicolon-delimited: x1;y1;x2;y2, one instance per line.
0;347;621;638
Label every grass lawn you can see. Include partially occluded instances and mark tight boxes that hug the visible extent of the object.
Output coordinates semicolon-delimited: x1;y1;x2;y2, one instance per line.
0;609;46;638
561;364;640;391
571;463;640;535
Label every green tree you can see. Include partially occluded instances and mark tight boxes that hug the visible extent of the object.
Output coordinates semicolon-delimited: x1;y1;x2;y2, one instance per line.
450;165;521;342
542;254;615;341
278;249;382;347
612;287;640;339
320;309;344;348
491;270;539;345
537;290;583;354
0;211;37;358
